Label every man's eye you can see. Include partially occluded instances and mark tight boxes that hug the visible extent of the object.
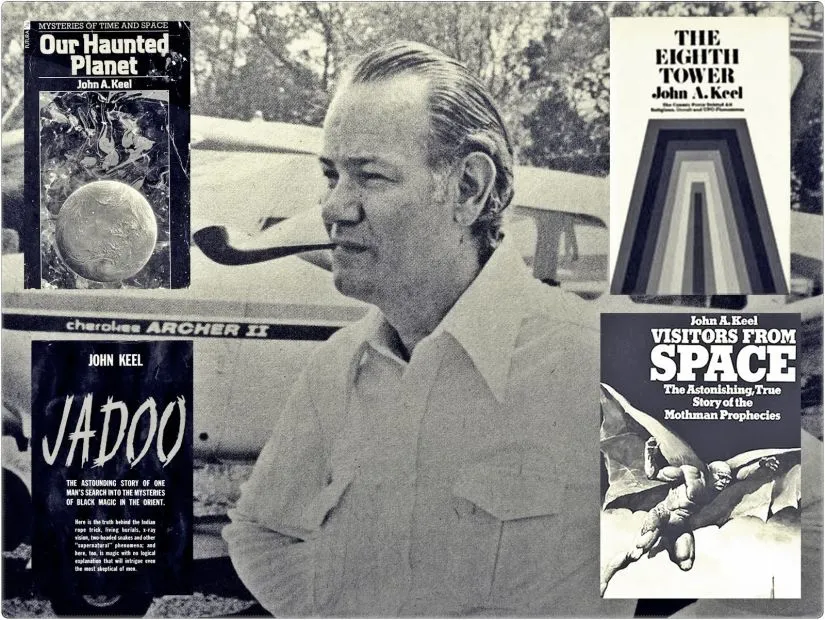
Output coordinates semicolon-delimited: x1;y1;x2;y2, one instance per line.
322;169;338;188
359;172;388;184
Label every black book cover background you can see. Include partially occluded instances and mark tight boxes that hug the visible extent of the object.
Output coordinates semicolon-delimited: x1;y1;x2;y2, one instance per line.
30;340;193;599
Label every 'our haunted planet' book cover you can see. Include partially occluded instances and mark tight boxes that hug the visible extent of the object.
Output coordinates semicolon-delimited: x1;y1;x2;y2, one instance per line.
23;21;190;288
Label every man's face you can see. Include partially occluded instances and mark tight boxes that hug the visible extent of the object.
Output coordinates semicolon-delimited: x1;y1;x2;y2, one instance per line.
709;463;732;491
319;75;461;306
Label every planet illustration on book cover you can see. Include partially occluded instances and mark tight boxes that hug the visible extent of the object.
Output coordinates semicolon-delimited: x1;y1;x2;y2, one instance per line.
55;180;158;282
38;90;172;288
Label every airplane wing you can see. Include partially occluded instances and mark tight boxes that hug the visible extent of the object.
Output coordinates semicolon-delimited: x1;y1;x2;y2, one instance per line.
512;166;607;227
191;115;322;154
191;149;326;234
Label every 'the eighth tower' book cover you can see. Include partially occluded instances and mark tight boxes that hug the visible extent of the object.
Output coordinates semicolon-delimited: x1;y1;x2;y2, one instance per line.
609;18;790;295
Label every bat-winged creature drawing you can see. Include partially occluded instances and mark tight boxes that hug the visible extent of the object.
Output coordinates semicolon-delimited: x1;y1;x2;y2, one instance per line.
599;383;801;596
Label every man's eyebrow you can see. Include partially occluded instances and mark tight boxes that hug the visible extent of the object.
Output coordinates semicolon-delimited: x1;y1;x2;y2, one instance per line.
346;156;385;167
319;155;397;168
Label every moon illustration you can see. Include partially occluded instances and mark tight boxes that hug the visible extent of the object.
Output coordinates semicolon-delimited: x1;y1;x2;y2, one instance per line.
55;180;158;282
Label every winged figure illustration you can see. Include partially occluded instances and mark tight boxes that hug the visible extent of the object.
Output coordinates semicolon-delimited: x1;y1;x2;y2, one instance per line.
599;383;801;596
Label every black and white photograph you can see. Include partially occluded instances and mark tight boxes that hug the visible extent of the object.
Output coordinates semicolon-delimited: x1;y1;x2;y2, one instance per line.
1;2;822;618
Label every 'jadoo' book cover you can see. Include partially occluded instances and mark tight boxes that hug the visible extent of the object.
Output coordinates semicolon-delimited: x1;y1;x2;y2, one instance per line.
31;340;193;615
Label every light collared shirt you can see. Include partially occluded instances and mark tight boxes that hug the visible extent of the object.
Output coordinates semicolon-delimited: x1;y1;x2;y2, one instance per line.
224;243;635;617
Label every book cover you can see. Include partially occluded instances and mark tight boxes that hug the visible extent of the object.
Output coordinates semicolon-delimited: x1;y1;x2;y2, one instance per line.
609;17;790;295
600;312;801;598
30;340;193;615
23;21;190;289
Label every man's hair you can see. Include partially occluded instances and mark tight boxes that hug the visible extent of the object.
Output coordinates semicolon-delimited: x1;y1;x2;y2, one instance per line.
346;41;515;261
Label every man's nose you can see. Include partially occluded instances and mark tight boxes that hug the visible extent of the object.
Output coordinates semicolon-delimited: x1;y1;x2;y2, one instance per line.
321;179;363;227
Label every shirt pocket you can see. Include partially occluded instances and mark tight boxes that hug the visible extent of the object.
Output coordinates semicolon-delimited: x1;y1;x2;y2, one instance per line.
452;458;581;610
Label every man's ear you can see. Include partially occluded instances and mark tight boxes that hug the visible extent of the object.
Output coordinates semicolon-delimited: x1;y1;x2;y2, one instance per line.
453;151;496;227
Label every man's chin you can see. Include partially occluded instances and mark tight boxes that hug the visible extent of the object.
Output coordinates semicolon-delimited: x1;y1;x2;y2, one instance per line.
332;271;376;304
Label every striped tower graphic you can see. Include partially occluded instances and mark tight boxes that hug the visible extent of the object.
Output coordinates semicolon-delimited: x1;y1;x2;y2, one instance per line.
611;119;788;295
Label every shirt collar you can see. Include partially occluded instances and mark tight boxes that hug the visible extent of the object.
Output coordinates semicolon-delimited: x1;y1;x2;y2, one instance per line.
357;239;537;402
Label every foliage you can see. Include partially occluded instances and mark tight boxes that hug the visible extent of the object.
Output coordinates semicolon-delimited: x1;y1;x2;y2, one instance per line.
1;2;822;203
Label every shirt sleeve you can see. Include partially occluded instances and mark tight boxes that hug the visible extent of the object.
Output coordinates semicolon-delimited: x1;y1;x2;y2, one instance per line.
222;368;328;616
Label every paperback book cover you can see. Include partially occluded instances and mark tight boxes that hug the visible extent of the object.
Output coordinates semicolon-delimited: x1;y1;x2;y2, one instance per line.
30;340;193;615
609;17;790;295
23;21;190;289
600;312;801;598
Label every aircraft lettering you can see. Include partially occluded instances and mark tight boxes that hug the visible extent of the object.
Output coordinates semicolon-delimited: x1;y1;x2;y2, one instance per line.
244;324;270;338
145;320;240;337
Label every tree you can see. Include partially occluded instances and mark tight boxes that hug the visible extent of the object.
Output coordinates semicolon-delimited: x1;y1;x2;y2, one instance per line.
517;3;612;174
1;0;821;202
